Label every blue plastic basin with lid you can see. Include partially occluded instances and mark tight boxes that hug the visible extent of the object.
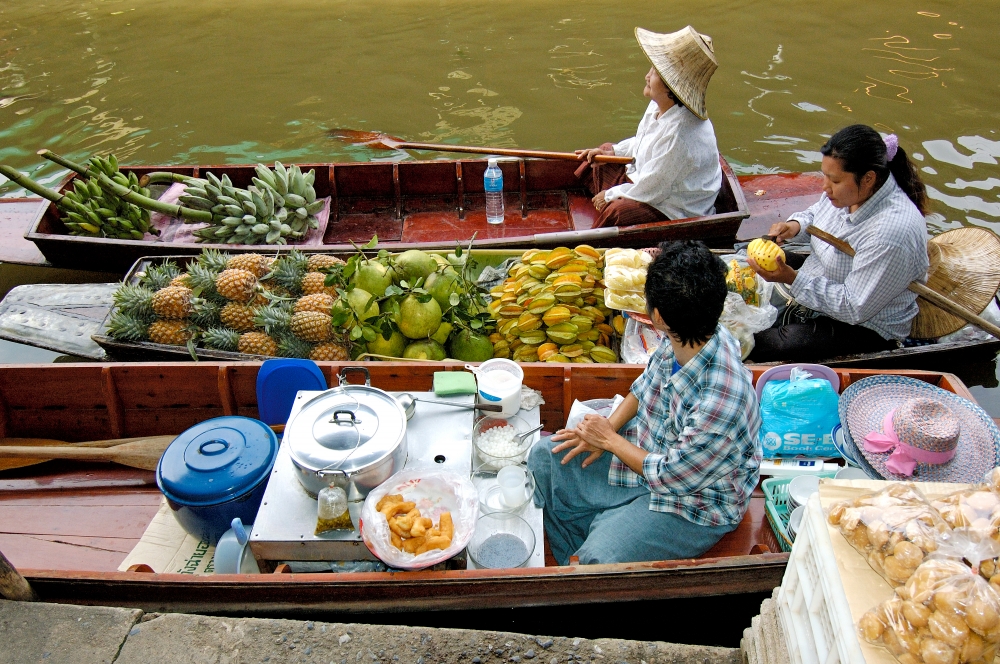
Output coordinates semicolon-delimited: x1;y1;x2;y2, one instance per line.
156;416;278;544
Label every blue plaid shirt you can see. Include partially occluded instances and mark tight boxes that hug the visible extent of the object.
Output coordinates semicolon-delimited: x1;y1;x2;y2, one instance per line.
610;325;762;527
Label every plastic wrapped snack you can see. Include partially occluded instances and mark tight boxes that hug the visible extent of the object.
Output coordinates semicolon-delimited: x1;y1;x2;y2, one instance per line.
932;489;1000;538
604;290;647;313
604;265;647;293
829;484;951;585
603;248;652;270
859;559;1000;664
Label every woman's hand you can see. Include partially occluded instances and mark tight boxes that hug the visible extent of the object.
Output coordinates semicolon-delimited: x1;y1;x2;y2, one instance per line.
575;146;614;163
592;191;609;212
575;414;623;452
551;428;605;468
766;220;801;245
748;254;797;285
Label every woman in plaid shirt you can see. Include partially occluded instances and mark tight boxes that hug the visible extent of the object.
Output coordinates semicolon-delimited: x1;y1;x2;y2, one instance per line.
528;241;762;565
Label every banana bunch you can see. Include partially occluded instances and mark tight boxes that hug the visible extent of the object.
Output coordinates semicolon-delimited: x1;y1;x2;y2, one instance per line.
487;246;618;363
181;162;324;245
59;155;154;239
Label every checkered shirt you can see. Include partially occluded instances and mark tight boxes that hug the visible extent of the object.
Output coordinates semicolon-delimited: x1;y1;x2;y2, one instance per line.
610;325;763;527
788;174;928;340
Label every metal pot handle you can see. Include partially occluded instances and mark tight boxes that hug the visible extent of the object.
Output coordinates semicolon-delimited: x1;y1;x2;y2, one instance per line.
339;366;371;387
316;467;350;479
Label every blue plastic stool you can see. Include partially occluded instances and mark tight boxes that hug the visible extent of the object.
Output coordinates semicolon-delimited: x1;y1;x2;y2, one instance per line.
255;359;328;426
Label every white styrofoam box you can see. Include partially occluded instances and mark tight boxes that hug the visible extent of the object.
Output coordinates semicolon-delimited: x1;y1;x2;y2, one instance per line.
776;493;866;664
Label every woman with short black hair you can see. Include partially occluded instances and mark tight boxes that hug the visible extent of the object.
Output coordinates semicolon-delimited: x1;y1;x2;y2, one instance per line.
527;240;761;565
747;124;929;361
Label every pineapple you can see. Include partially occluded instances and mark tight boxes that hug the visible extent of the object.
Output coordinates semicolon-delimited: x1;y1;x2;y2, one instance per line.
277;333;314;359
266;250;309;295
184;262;224;300
202;327;240;352
301;272;336;297
310;341;349;361
106;309;148;341
290;311;333;342
140;261;180;291
169;274;190;287
228;253;271;278
238;331;278;357
148;319;194;346
216;268;258;302
113;284;155;320
151;285;194;319
254;303;292;336
307;254;345;272
220;302;258;332
294;293;335;315
190;298;220;328
198;249;232;272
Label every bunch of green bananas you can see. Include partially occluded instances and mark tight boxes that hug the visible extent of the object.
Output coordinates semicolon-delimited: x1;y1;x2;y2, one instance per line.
59;155;154;239
181;162;324;245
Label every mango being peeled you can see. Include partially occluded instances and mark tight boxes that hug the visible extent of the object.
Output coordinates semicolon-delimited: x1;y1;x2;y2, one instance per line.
747;238;786;272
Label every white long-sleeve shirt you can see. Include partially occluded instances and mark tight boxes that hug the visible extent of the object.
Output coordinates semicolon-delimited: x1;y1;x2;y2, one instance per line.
605;101;722;220
788;174;928;340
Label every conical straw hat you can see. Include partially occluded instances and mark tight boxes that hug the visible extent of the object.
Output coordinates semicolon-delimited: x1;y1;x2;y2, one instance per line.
635;26;718;120
910;227;1000;339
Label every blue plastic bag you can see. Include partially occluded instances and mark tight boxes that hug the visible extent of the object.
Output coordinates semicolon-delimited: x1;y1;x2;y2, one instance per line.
759;368;840;458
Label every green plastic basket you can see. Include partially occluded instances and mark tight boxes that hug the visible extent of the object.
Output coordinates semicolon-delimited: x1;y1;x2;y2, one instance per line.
762;473;837;553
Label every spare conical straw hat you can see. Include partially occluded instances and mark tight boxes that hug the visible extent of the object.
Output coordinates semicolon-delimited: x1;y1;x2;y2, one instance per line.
635;26;718;120
910;227;1000;339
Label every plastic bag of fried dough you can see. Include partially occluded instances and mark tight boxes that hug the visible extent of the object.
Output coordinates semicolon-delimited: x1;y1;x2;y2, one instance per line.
828;483;951;585
932;486;1000;583
859;558;1000;664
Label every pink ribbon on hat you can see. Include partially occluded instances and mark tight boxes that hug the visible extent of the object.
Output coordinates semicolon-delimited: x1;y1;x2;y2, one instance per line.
884;134;899;161
863;409;957;476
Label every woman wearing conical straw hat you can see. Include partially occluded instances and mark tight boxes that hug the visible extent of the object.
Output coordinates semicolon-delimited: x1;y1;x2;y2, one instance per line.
576;26;722;227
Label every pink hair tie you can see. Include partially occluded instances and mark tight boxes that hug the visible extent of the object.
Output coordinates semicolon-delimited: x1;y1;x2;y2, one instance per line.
884;134;899;161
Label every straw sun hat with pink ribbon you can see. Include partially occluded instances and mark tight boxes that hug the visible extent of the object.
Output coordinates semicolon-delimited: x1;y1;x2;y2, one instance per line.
839;375;1000;482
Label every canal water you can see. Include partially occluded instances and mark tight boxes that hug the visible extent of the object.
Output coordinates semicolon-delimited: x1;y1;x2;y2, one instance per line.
1;0;999;409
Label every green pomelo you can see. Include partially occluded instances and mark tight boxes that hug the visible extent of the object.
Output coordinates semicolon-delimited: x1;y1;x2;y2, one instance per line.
402;339;446;361
334;288;379;328
432;254;450;268
352;260;392;297
392;250;438;285
395;294;442;339
448;328;494;362
366;328;407;358
430;321;453;345
425;269;464;311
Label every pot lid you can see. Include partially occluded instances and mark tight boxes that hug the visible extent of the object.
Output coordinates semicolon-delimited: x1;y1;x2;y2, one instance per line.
286;385;406;475
157;416;278;506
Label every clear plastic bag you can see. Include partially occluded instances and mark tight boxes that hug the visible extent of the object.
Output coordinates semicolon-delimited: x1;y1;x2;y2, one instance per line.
620;316;665;365
603;264;647;293
359;468;479;571
828;484;951;585
720;291;779;360
604;248;652;270
932;488;1000;584
604;289;647;314
859;557;1000;664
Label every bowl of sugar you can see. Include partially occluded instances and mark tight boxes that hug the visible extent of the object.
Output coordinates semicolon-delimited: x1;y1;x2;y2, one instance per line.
472;415;536;470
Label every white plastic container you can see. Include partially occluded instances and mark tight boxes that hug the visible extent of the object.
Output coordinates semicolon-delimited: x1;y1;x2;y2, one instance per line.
776;493;866;664
477;358;523;417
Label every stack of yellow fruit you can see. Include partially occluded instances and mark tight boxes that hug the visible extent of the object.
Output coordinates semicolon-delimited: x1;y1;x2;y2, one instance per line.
487;246;617;363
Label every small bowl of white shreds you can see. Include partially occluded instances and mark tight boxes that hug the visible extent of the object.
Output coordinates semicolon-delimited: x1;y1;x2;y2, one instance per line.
473;415;536;470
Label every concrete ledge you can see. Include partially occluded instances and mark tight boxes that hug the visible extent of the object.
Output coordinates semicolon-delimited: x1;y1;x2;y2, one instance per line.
0;599;141;664
0;600;740;664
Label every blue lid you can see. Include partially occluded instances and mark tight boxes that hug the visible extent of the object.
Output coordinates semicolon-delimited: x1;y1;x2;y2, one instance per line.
157;416;278;507
256;359;327;425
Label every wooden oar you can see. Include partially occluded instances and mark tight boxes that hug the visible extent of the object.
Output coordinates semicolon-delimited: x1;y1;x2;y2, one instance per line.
0;437;174;472
329;129;634;165
806;226;1000;340
0;425;285;472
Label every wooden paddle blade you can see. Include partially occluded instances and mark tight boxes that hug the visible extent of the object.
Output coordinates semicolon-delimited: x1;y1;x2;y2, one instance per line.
326;129;400;149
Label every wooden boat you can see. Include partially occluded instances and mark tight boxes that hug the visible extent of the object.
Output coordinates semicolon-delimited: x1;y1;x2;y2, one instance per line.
15;157;764;273
0;360;976;614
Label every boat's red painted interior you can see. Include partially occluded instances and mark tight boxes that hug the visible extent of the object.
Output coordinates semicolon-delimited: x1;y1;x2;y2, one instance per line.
0;362;973;574
30;158;744;247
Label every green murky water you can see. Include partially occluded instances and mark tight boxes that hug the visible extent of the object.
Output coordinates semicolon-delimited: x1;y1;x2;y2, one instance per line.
1;0;999;406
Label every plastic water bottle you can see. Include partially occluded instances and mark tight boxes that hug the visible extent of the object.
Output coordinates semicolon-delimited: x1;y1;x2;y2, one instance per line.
484;158;504;225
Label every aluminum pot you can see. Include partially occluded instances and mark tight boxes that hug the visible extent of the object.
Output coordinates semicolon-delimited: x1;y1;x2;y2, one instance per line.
285;367;407;497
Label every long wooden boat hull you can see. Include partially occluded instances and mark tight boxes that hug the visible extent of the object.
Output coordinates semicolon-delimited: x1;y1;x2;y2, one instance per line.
22;157;750;273
0;361;977;613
